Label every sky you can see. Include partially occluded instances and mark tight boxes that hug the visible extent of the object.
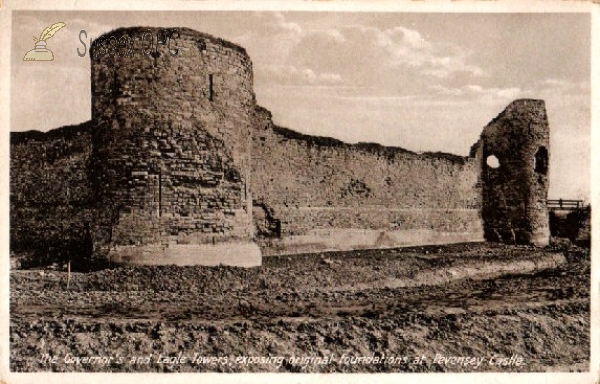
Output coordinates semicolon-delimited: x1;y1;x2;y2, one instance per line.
10;11;591;200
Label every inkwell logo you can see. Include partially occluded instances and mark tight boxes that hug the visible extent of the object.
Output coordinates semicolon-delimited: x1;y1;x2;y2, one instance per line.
23;22;66;61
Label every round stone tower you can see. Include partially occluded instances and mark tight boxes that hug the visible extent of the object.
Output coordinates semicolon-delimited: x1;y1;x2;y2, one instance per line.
90;27;259;265
479;99;550;246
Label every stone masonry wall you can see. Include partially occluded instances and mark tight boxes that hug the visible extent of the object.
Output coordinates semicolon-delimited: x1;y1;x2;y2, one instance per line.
477;99;550;246
10;122;95;255
91;27;255;250
251;106;483;239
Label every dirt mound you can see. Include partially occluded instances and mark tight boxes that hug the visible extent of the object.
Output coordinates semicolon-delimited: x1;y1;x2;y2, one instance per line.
10;243;589;373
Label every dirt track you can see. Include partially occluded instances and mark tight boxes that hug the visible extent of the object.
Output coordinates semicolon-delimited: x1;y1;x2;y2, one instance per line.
10;243;590;372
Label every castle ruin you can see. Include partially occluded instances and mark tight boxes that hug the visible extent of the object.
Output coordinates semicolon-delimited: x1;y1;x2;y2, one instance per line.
10;27;550;267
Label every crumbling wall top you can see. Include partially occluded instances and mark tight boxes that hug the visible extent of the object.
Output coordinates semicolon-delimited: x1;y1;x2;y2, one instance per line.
487;99;547;127
91;26;250;58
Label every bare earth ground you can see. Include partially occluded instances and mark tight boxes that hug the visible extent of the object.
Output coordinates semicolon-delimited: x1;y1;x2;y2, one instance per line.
10;242;590;373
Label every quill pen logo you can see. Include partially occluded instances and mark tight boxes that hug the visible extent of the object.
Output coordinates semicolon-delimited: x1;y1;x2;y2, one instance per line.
23;22;66;61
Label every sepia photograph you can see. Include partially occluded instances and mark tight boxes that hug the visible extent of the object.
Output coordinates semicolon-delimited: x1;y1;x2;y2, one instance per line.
3;3;596;383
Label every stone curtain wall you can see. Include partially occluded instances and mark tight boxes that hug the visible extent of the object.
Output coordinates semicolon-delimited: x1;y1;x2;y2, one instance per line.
266;208;483;236
10;123;95;257
90;27;256;250
252;107;481;210
478;99;550;246
250;106;484;252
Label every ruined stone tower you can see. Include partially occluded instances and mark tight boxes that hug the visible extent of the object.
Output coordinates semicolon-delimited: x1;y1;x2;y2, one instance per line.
90;27;260;264
477;99;550;246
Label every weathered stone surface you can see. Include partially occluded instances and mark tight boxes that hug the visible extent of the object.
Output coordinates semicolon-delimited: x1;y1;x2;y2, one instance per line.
10;122;95;260
475;99;550;246
91;28;255;253
9;28;551;266
249;105;485;252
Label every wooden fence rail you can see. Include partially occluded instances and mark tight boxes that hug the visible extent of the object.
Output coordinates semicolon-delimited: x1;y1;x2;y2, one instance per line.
547;199;586;210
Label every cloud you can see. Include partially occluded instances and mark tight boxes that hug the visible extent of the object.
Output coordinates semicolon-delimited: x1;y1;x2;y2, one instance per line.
237;12;304;47
429;84;529;103
287;23;485;88
429;84;464;96
382;27;484;78
386;26;429;49
234;12;305;69
427;78;588;111
238;13;484;90
257;65;343;86
261;12;303;36
538;78;589;97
